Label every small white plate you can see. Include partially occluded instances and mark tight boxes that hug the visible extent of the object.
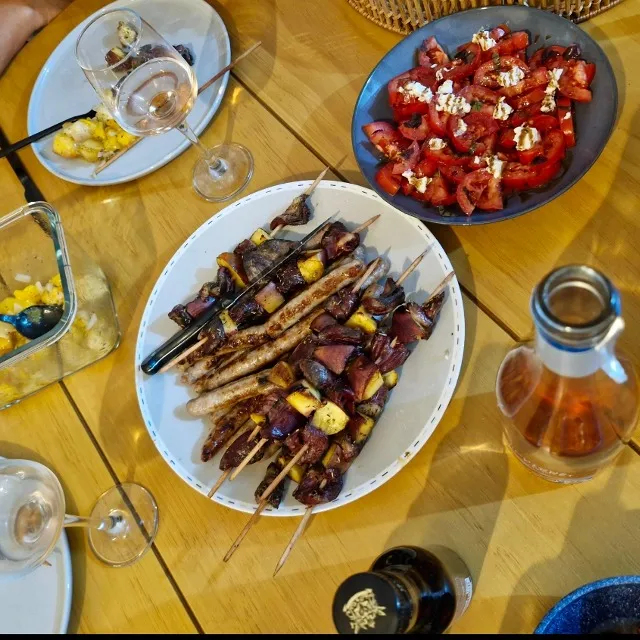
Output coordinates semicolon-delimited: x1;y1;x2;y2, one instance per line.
27;0;230;186
135;181;465;516
0;532;72;634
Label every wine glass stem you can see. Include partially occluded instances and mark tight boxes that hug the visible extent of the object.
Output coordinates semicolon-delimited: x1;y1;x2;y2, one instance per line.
176;120;226;177
63;513;118;532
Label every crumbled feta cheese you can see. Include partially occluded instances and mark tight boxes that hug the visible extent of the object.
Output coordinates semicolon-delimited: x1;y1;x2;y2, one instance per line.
563;111;571;121
35;281;44;293
431;63;438;69
514;125;541;151
472;156;482;166
472;30;497;51
428;137;447;151
401;169;431;193
485;155;505;180
540;94;556;113
437;79;454;95
398;81;433;103
436;92;472;116
492;96;514;121
436;68;451;81
454;118;468;137
497;66;525;88
14;273;31;284
545;68;563;94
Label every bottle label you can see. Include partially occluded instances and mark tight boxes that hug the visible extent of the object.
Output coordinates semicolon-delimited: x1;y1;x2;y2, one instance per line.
429;546;473;622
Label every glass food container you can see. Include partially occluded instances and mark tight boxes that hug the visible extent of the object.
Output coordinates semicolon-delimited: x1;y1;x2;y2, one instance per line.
0;202;119;409
496;265;638;483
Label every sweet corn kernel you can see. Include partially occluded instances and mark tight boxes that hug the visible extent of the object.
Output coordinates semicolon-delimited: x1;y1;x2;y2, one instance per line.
41;287;64;306
50;274;62;288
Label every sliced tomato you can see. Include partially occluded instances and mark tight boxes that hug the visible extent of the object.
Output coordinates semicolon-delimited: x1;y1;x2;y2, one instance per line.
415;156;439;178
512;87;547;111
476;176;504;211
456;169;493;215
510;102;543;127
481;31;529;61
448;112;499;153
400;179;415;196
477;132;497;156
529;114;560;132
518;129;565;165
408;66;438;88
439;164;467;184
362;121;408;159
502;161;562;189
500;66;548;98
398;113;431;140
418;36;450;67
459;85;500;116
498;128;516;149
423;140;470;167
446;43;482;80
391;141;421;175
426;174;457;206
584;62;596;85
375;163;401;196
529;45;566;69
490;24;510;41
558;60;593;102
388;71;432;120
557;97;576;148
474;56;529;89
427;101;450;136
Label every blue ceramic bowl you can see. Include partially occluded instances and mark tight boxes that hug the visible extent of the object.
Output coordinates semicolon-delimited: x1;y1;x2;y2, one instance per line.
351;5;617;226
536;577;640;634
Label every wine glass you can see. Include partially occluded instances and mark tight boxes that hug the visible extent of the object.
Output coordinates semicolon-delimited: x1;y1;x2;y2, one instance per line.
0;458;159;573
75;8;253;201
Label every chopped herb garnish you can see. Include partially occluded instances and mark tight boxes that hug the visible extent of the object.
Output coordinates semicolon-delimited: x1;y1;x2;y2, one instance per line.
471;100;483;112
492;52;501;69
469;142;477;154
405;113;422;128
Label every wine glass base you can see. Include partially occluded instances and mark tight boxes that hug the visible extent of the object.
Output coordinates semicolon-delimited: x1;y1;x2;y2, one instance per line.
88;483;159;568
192;143;254;202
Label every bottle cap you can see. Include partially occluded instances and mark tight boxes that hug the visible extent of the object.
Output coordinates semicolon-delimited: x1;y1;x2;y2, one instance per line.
333;571;411;634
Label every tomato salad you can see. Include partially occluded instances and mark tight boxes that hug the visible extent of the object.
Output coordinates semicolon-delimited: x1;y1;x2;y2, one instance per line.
362;26;595;216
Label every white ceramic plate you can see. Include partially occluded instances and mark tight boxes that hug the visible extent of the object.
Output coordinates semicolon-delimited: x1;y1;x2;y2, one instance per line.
27;0;230;186
135;181;465;516
0;533;72;634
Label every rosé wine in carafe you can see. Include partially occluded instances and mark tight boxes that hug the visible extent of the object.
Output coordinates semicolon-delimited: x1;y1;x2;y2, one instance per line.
496;265;638;483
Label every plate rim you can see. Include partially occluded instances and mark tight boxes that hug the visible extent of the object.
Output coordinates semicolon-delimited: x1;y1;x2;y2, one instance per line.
134;180;465;516
27;0;231;187
351;4;618;226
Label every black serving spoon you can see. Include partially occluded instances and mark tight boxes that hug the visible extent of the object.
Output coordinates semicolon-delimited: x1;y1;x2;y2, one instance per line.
0;305;64;340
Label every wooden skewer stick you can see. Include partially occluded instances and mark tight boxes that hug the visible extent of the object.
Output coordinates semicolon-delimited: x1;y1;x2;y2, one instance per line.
229;435;267;480
207;420;258;498
94;42;263;176
273;507;314;577
351;257;382;293
430;271;455;298
223;500;269;562
258;444;309;503
159;335;210;374
352;214;380;236
396;249;429;287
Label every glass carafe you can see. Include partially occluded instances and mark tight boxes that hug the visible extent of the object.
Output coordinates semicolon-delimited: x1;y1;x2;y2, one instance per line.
496;265;638;483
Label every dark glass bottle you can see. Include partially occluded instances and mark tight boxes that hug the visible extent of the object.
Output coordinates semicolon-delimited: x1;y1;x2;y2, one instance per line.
332;546;473;634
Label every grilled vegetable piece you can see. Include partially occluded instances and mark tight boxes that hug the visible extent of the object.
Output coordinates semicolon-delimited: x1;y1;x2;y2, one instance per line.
220;428;266;470
270;194;311;230
346;306;378;334
273;260;307;297
286;389;322;417
250;228;270;246
321;222;359;261
242;239;296;282
313;344;356;375
382;370;399;389
346;413;376;445
284;424;329;465
263;398;306;439
346;355;383;402
326;382;357;417
255;462;287;508
324;287;360;322
311;401;349;435
288;337;319;376
299;358;337;393
298;254;325;284
357;385;389;420
317;324;364;345
268;361;296;389
254;281;285;314
293;465;343;506
217;252;248;288
277;454;307;483
310;312;338;333
369;332;410;374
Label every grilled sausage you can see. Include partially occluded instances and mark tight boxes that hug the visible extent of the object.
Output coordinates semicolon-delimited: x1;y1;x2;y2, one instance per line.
187;371;278;417
195;310;324;393
265;260;364;337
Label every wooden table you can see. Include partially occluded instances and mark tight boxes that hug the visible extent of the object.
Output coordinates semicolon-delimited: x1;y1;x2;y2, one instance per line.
0;0;639;633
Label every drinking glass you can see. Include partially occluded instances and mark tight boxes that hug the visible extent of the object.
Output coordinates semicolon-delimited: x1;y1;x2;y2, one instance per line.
0;459;159;573
75;8;253;201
